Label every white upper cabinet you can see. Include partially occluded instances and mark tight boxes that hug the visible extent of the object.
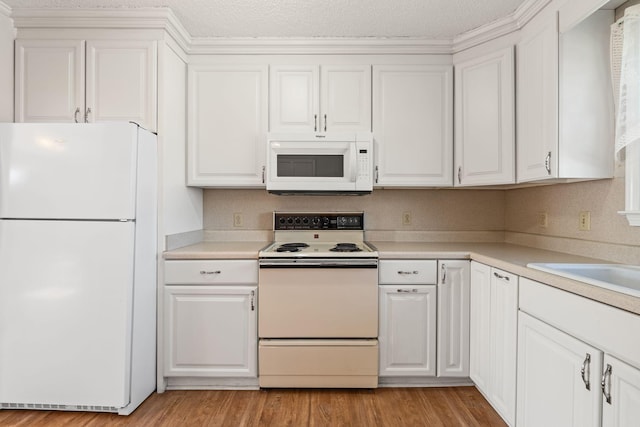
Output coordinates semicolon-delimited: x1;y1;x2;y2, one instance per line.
187;64;268;187
373;65;453;187
270;64;371;133
516;4;614;183
454;45;515;186
14;40;85;123
15;38;157;131
85;40;157;129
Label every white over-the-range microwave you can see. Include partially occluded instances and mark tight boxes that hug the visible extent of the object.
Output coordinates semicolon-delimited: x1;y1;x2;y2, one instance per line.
266;133;373;195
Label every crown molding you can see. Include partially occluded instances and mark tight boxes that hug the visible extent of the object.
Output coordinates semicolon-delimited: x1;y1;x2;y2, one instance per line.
8;0;554;56
453;0;551;52
0;1;11;18
187;37;454;55
10;7;191;51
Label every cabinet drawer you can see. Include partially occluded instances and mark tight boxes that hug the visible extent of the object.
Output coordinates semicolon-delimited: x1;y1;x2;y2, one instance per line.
379;260;437;284
165;260;258;284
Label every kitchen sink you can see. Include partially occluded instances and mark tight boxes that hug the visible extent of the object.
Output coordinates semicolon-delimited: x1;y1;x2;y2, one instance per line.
527;263;640;298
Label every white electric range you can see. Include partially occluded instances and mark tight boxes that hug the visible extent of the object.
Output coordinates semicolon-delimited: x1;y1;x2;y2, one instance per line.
258;212;379;388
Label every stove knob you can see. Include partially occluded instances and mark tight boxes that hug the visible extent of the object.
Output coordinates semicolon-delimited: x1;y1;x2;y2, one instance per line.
302;217;310;225
322;217;330;227
294;217;302;225
286;217;294;225
278;217;286;226
311;217;321;228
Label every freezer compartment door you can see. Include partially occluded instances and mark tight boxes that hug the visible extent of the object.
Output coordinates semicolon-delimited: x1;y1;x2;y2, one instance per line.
0;219;135;408
0;123;138;220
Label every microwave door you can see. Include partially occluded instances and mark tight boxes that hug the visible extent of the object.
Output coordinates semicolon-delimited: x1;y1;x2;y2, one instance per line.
349;142;357;182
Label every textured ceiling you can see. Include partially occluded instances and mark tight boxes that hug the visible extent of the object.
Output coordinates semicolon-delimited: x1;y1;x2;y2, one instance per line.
3;0;529;38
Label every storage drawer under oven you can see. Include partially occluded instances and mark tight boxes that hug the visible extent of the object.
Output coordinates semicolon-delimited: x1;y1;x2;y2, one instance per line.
258;266;378;338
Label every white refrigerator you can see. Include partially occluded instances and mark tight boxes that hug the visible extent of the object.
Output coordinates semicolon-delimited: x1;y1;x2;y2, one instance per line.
0;123;157;415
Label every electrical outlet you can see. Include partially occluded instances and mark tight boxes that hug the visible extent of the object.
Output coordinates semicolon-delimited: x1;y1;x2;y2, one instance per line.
537;212;548;228
402;211;412;226
233;212;243;228
579;211;591;231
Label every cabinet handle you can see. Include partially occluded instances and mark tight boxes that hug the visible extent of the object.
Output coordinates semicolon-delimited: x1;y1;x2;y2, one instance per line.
200;270;221;275
545;151;552;175
581;353;591;390
324;114;327;132
250;290;255;311
397;270;419;275
375;166;379;183
84;107;92;123
314;114;318;132
458;166;462;184
493;272;510;281
397;289;418;293
262;166;266;184
601;364;612;404
441;264;447;284
74;107;80;123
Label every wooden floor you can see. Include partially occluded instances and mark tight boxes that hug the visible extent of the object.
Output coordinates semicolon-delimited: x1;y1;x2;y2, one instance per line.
0;387;506;426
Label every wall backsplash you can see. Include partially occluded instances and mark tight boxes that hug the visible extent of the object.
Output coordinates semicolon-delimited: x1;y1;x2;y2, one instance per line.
203;188;505;232
203;170;640;264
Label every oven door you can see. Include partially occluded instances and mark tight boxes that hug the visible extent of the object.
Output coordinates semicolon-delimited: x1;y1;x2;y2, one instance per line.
258;259;378;338
266;136;372;194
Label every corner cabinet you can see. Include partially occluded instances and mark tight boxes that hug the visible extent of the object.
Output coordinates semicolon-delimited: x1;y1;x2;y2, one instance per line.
15;39;157;131
516;6;614;183
187;64;268;187
518;277;640;427
269;64;371;133
372;65;453;187
454;44;515;186
163;260;258;382
469;261;518;426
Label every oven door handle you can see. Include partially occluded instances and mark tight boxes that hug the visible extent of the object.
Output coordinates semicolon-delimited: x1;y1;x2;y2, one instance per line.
259;258;378;268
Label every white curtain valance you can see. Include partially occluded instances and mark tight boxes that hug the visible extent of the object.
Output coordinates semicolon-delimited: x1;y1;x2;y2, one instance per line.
614;4;640;154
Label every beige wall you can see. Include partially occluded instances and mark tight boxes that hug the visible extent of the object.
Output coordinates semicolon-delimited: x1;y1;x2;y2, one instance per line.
204;188;505;233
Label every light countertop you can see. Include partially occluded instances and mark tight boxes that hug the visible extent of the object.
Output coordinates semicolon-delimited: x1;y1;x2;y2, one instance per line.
164;240;640;315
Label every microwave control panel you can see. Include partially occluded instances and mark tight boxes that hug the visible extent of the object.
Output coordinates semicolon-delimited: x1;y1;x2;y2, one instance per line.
357;146;371;181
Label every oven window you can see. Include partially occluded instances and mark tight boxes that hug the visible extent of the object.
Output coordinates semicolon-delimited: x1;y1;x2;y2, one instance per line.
276;155;344;177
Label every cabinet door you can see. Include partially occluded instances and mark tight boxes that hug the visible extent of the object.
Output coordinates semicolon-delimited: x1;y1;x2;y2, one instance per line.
320;65;371;132
187;64;268;187
15;39;85;123
373;65;453;187
454;46;515;186
164;285;257;377
85;40;157;131
470;261;491;393
602;354;640;427
517;6;559;182
489;268;519;425
517;312;603;427
437;260;470;377
270;65;319;132
378;285;437;377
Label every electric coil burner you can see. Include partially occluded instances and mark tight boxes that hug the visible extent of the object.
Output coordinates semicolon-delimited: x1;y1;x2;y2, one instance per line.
258;212;379;389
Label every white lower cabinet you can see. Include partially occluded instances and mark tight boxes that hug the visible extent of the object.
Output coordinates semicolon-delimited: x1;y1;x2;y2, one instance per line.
378;259;469;380
469;261;518;426
517;311;603;427
378;284;437;376
163;260;258;380
518;277;640;427
437;260;470;377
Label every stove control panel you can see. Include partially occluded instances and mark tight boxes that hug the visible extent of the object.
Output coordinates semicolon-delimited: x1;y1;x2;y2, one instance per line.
274;212;364;230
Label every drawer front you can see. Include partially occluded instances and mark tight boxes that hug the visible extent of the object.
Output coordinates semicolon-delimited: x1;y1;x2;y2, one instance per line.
165;260;258;284
379;260;437;284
